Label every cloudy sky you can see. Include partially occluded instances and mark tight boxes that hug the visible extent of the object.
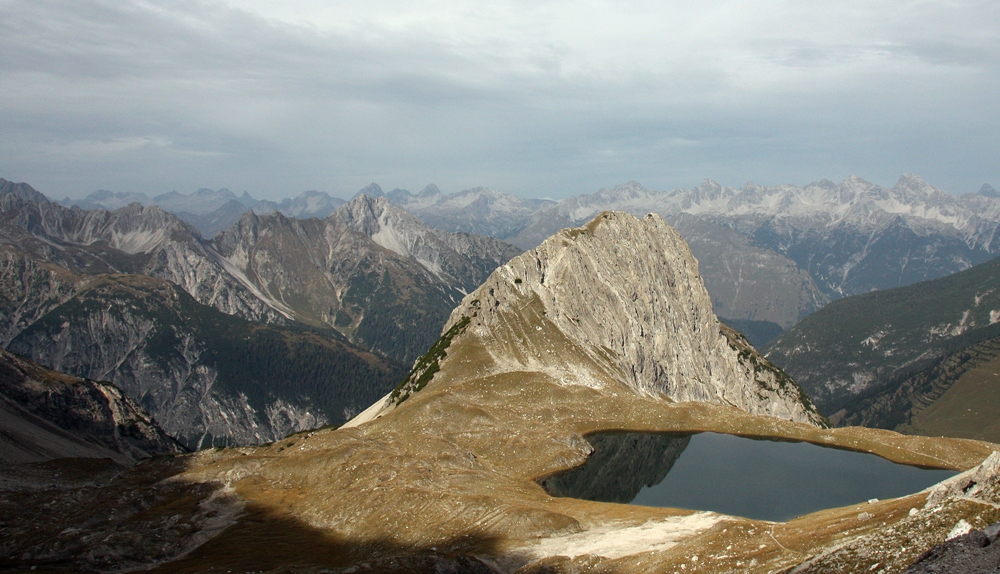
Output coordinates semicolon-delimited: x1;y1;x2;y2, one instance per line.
1;0;997;200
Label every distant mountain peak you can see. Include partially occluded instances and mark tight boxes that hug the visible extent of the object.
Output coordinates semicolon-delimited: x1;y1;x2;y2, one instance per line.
613;180;649;191
418;184;441;197
238;190;258;208
698;178;722;191
979;183;999;198
334;194;404;238
154;190;183;201
356;182;384;198
842;174;874;187
344;192;391;213
893;173;937;195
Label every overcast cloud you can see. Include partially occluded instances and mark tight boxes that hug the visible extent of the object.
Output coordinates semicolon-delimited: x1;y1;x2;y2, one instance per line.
1;0;997;199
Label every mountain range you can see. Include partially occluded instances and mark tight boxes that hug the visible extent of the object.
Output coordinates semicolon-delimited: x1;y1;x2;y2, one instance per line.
55;175;1000;339
212;195;521;363
0;243;406;449
5;179;520;365
352;175;999;338
4;208;996;573
60;186;346;238
1;179;520;446
359;182;557;239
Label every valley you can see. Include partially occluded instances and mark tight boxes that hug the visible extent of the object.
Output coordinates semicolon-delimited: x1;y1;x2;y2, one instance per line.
766;253;1000;441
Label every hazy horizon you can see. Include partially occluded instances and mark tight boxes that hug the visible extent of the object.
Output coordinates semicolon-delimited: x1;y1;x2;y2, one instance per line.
32;172;997;205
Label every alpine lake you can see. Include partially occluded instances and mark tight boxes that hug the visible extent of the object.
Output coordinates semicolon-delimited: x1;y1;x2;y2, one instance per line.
539;431;958;522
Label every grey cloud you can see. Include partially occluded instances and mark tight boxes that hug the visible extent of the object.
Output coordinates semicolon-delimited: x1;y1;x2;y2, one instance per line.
0;0;997;199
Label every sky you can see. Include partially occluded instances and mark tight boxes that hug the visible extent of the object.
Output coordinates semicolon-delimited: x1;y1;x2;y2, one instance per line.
1;0;997;201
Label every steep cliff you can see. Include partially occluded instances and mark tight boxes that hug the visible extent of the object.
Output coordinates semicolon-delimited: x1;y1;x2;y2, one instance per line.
392;211;824;425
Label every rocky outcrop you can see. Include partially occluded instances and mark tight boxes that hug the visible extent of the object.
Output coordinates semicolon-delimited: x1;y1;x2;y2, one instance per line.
0;246;83;346
902;524;1000;574
396;211;824;425
0;348;184;463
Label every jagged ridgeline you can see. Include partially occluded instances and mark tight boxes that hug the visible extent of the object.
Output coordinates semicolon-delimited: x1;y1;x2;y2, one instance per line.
0;180;521;367
212;195;522;364
766;254;1000;439
1;249;406;449
376;211;825;426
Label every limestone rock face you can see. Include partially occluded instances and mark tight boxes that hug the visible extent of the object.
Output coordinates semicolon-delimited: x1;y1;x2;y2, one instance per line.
442;211;825;425
212;195;520;363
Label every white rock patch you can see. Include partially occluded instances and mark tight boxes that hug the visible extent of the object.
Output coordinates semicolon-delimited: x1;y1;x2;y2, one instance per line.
521;513;720;561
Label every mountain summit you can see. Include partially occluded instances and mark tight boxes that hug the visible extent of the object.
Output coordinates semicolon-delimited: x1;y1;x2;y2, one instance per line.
386;211;825;425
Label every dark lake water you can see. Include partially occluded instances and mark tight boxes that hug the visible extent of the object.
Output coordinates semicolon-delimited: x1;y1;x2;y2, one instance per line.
539;431;957;522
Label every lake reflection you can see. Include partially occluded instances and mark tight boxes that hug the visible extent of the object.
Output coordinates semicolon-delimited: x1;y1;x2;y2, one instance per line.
540;432;957;522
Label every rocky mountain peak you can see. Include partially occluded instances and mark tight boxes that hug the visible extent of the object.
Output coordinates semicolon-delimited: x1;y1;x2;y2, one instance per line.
436;211;825;425
841;174;875;191
238;190;258;207
355;182;384;198
980;183;999;198
418;184;441;197
893;173;942;199
218;207;263;243
698;178;722;192
333;194;401;238
613;180;650;195
0;179;49;203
